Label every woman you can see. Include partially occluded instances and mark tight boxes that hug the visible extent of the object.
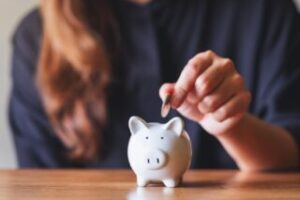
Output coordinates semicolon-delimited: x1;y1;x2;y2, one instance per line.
10;0;300;170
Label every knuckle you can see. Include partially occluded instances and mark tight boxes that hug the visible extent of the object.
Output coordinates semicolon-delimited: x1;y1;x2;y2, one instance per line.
217;107;228;119
197;78;212;94
189;54;207;65
223;58;234;67
201;82;212;94
189;51;215;69
233;74;244;86
197;103;203;111
204;96;218;109
205;50;215;59
222;59;235;71
188;62;200;74
187;92;198;104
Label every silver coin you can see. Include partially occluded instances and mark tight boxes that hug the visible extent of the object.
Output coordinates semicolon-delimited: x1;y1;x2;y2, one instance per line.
161;95;172;118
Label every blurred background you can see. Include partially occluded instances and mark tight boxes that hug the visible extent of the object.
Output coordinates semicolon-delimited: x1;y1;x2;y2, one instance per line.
0;0;38;168
1;0;300;169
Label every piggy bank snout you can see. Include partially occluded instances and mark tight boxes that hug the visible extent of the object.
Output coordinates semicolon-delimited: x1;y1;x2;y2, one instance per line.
143;149;167;170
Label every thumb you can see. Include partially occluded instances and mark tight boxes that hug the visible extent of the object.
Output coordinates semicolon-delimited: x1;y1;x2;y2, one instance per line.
159;83;175;100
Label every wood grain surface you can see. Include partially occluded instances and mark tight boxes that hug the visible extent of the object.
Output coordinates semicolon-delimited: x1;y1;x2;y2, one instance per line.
0;170;299;200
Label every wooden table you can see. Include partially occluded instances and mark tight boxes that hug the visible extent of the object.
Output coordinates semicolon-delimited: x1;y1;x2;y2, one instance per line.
0;170;300;200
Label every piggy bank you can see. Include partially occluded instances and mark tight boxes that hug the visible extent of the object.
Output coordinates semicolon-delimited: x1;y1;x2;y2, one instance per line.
128;116;192;188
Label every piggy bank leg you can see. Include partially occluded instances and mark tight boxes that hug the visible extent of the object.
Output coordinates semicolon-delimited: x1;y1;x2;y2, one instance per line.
163;177;182;188
137;177;149;187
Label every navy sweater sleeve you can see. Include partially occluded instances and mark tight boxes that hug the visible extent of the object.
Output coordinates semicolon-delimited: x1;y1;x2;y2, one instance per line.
253;1;300;149
9;9;82;168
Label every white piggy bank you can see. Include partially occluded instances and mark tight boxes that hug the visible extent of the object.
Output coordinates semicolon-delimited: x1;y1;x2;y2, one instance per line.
128;116;192;188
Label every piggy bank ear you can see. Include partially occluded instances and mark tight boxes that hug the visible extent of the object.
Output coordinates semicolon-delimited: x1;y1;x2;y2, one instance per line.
128;116;148;135
164;117;184;136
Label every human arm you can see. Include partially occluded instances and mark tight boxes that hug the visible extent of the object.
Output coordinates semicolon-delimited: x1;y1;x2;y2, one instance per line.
160;49;299;171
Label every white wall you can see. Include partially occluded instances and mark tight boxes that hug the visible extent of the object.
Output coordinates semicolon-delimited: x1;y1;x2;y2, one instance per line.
0;0;38;168
0;0;300;169
296;0;300;11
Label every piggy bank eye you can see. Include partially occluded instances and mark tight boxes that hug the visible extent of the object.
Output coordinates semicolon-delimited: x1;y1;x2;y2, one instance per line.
145;136;149;140
161;137;164;140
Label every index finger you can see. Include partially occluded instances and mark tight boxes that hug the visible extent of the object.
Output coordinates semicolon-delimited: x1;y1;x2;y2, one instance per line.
172;51;214;108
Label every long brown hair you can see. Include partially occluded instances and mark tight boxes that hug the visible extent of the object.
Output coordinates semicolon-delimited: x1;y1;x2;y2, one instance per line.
38;0;116;161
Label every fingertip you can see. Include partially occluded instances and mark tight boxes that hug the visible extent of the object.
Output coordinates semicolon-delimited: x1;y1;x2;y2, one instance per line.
159;83;175;99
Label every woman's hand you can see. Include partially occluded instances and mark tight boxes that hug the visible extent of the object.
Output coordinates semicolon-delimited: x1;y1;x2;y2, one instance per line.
160;50;299;171
160;50;251;136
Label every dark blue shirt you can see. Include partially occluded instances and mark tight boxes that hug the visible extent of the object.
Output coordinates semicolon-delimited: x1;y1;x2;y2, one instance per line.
10;0;300;168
